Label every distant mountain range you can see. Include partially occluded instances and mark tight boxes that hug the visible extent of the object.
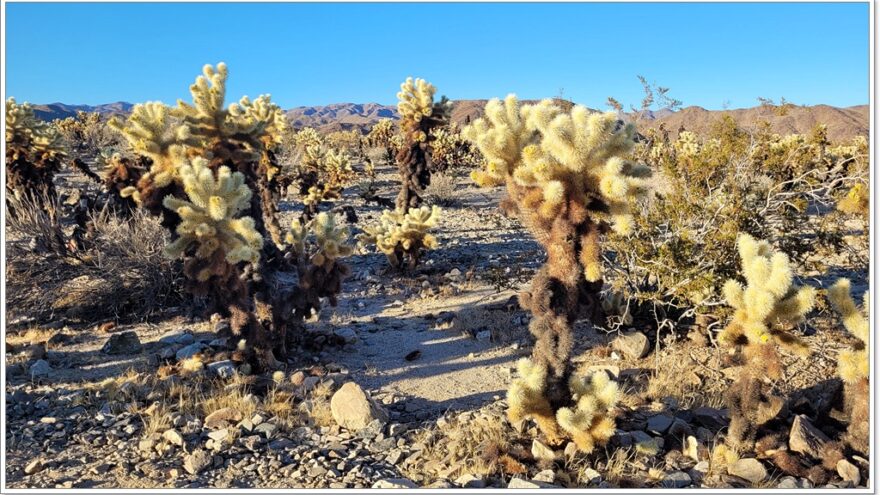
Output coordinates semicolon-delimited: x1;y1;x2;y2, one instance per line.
31;99;868;142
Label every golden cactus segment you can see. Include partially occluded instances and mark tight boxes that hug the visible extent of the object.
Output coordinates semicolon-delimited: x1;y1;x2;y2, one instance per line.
292;127;325;151
162;157;263;278
828;278;869;384
358;205;441;268
6;97;68;161
397;77;436;122
109;102;188;188
719;233;814;356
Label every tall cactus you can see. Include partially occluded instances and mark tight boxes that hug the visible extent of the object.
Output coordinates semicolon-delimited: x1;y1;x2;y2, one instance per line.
394;77;450;209
719;234;815;448
464;95;649;449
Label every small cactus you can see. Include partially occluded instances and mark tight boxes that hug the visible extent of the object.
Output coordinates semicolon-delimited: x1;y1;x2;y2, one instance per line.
358;205;441;269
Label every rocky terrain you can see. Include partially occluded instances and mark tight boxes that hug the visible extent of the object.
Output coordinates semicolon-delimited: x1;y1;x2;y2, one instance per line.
4;161;869;490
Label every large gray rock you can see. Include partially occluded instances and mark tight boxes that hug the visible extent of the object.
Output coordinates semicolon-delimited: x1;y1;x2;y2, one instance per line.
789;415;831;459
330;382;388;431
204;407;243;429
728;458;767;484
612;331;650;359
159;330;194;346
661;471;692;488
102;331;143;355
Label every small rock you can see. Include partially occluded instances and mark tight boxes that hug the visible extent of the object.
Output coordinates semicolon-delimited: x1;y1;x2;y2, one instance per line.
372;478;418;489
254;422;278;439
789;415;831;460
475;330;491;342
455;474;485;488
158;330;194;346
175;343;207;361
24;459;44;475
530;439;557;462
206;360;236;379
301;376;321;393
693;406;728;430
334;328;358;344
207;429;229;442
162;429;184;446
330;382;389;431
777;476;812;489
183;449;212;475
507;477;560;489
204;408;242;429
29;359;51;379
837;459;860;486
728;458;767;484
239;434;262;451
661;471;691;488
102;331;143;355
533;469;556;483
580;468;601;484
646;414;674;434
612;330;650;359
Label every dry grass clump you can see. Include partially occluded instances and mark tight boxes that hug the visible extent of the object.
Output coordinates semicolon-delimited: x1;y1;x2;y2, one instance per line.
6;196;182;323
404;412;530;482
300;381;335;427
643;348;726;409
423;172;460;206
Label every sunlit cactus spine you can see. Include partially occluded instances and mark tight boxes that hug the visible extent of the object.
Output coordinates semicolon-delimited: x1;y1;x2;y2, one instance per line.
394;77;451;209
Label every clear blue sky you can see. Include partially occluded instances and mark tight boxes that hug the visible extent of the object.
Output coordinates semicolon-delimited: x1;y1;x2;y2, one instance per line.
5;2;870;110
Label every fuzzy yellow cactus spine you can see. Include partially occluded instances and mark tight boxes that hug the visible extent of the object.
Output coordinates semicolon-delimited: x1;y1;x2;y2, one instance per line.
358;205;441;269
5;98;68;210
828;278;869;453
837;183;868;217
719;233;815;364
162;157;263;280
394;77;451;209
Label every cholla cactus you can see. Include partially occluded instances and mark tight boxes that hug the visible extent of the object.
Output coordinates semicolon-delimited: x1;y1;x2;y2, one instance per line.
394;77;451;209
720;234;815;449
719;233;815;367
364;118;396;163
837;183;868;216
429;123;477;172
464;95;648;441
292;127;324;151
324;147;354;187
358;205;441;269
508;359;619;452
163;157;263;279
5;98;68;210
108;63;345;370
828;278;869;453
285;212;352;308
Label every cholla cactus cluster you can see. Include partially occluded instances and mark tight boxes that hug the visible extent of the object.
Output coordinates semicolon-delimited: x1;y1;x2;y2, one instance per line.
358;205;441;269
509;358;619;452
163;158;263;280
364;118;396;164
286;212;353;308
464;95;647;444
720;234;815;448
828;278;869;453
108;63;350;370
394;77;451;209
294;144;353;219
429;123;479;171
6;98;68;208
